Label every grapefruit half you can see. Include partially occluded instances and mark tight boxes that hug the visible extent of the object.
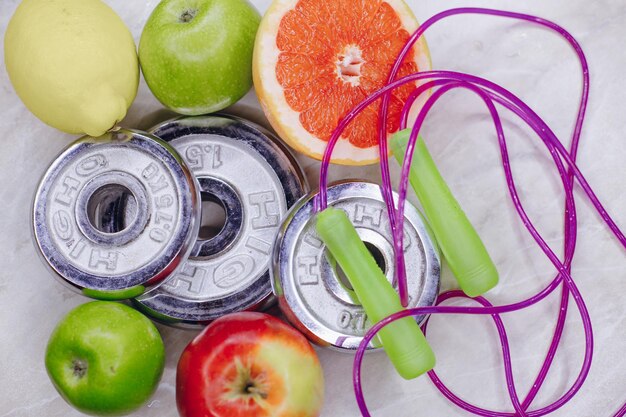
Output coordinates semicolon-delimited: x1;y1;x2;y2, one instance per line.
253;0;431;165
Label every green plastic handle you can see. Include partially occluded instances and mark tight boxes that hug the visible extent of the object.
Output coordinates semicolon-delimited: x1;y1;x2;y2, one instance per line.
316;207;435;379
390;129;498;298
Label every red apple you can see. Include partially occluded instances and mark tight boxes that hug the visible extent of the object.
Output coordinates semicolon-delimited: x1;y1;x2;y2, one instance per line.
177;312;324;417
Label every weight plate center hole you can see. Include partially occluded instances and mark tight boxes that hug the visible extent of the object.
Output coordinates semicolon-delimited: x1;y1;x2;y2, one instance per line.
198;192;227;241
87;184;138;234
335;241;387;291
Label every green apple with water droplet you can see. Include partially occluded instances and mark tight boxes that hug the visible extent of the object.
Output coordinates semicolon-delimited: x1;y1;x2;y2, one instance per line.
139;0;261;115
45;301;165;416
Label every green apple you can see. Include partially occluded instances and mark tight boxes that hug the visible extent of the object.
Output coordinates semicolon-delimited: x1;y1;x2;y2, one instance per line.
45;301;165;416
139;0;261;114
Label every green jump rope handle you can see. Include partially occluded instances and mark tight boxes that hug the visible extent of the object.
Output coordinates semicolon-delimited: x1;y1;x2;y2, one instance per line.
316;207;435;379
390;129;498;298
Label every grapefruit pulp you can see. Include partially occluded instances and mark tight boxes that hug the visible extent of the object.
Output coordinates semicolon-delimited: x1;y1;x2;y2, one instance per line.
253;0;430;165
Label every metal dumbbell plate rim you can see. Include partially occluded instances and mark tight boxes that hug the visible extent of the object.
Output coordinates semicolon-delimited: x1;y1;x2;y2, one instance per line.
272;180;441;351
133;114;308;327
32;129;200;295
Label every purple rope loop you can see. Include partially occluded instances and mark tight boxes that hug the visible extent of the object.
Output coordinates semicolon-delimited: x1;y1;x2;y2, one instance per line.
316;6;626;417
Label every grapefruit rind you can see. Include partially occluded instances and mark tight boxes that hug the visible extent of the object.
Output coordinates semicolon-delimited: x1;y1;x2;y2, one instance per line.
253;0;431;166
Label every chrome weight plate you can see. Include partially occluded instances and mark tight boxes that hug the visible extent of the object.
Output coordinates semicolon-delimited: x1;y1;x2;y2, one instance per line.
32;129;200;298
272;181;440;351
133;115;307;327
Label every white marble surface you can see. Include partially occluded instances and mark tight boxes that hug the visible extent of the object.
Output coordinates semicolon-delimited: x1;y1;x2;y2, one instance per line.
1;0;625;416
